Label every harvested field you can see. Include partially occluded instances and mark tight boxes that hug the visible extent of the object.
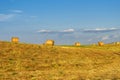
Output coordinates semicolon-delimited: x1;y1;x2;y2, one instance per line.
0;41;120;80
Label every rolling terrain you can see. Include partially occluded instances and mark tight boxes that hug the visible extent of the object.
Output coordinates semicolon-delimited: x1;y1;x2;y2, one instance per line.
0;41;120;80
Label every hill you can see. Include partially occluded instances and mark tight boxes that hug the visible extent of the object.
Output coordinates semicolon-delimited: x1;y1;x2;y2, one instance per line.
0;41;120;80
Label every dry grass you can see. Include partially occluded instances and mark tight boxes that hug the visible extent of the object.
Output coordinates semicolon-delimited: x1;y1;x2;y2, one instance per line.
0;41;120;80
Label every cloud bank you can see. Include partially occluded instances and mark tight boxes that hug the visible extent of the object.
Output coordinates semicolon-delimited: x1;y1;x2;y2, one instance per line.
10;10;23;13
38;29;75;34
83;28;119;33
101;35;110;40
37;27;120;44
0;14;15;21
38;28;120;34
0;9;23;22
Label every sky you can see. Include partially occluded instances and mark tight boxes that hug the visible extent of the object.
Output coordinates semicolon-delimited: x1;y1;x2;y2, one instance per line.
0;0;120;45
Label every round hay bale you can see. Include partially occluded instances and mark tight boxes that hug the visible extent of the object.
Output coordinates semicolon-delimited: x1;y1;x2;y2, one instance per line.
75;42;80;46
116;42;120;45
45;40;54;46
98;41;104;46
11;37;19;43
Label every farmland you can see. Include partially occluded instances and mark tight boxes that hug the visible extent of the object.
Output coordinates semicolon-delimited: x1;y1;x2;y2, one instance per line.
0;41;120;80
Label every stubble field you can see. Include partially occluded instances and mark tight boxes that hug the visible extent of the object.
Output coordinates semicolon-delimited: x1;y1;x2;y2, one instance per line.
0;41;120;80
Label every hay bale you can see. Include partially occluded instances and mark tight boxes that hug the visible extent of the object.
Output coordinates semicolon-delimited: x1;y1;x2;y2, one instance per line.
75;42;80;46
113;42;120;45
45;40;54;46
98;41;104;46
11;37;19;43
116;42;120;45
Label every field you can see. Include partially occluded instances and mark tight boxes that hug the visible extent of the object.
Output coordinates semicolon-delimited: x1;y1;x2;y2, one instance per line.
0;41;120;80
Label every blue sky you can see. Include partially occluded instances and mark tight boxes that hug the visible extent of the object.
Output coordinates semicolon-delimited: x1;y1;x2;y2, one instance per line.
0;0;120;45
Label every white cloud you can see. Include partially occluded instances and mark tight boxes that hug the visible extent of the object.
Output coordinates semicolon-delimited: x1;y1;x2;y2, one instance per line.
38;29;53;33
101;35;110;41
61;29;75;33
30;16;37;18
88;39;93;42
10;10;23;13
113;35;119;38
0;14;15;21
38;28;75;34
83;28;119;33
